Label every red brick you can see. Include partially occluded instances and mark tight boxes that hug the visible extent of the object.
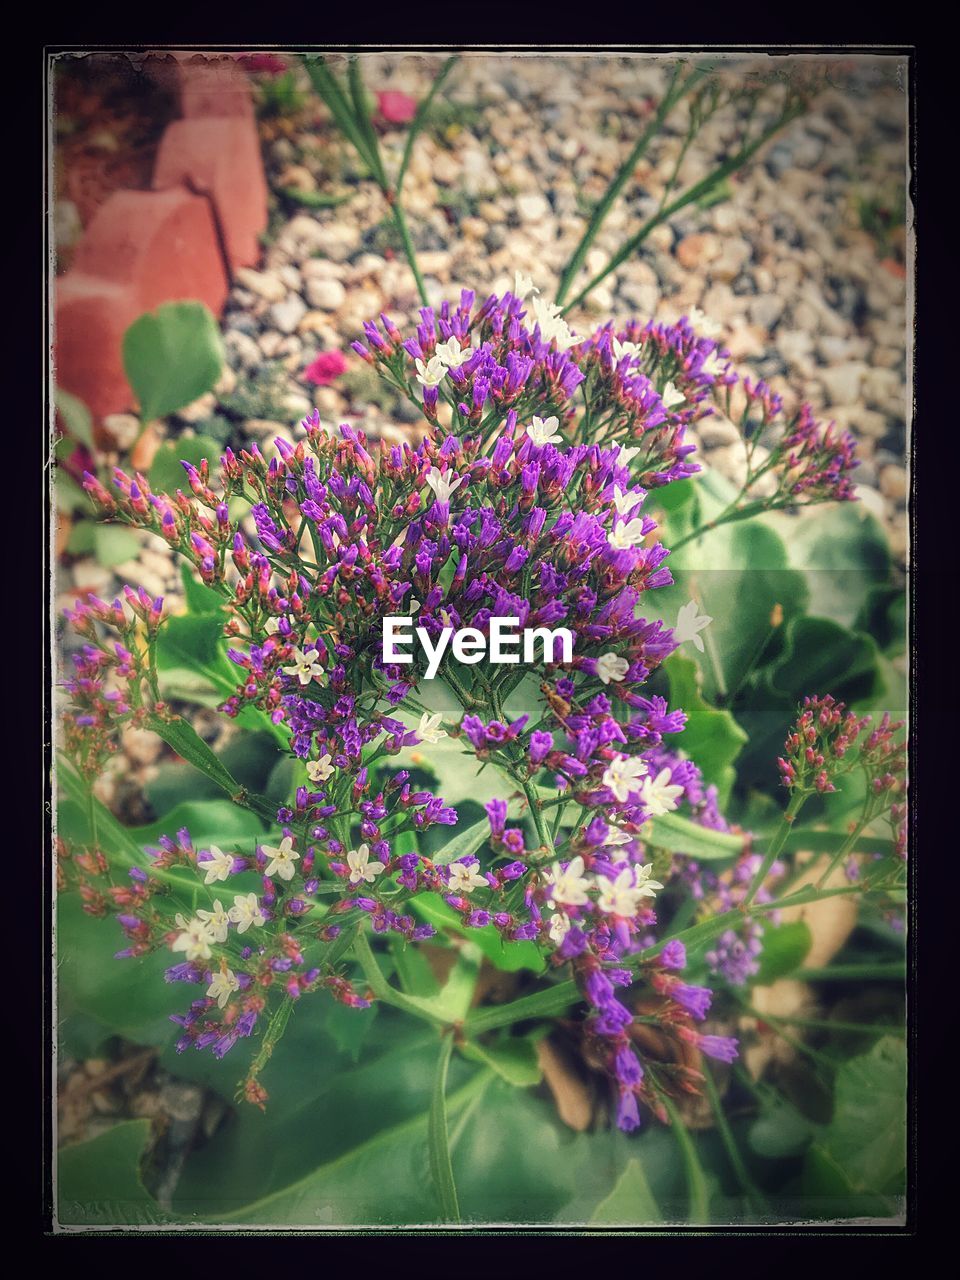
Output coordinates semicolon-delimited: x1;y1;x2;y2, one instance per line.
54;274;142;425
57;189;229;422
154;117;267;271
177;55;254;120
71;188;229;312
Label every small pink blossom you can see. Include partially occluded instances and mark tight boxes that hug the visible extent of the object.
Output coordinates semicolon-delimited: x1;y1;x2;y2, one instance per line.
376;90;417;124
303;350;348;387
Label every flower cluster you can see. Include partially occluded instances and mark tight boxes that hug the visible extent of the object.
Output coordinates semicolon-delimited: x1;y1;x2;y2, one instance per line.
62;288;873;1133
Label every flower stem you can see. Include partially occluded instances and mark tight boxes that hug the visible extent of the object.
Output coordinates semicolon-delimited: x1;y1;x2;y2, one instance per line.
427;1034;461;1224
743;791;806;906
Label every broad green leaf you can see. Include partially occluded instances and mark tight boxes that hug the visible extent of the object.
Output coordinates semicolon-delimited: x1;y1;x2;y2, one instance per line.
802;1036;906;1219
122;301;224;423
56;388;95;450
92;523;140;568
411;892;546;973
768;616;882;705
128;799;265;848
401;944;481;1023
58;1120;168;1226
589;1157;663;1225
646;810;744;861
66;520;96;556
460;1035;542;1088
754;921;812;985
148;433;224;495
781;503;891;630
429;814;491;866
180;562;224;614
748;1095;820;1160
664;651;747;806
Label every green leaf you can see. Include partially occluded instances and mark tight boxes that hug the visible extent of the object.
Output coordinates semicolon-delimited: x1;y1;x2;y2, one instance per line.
180;562;224;614
128;799;265;848
56;388;95;450
664;652;747;805
156;613;232;680
57;467;90;514
802;1036;906;1218
782;503;891;630
410;892;546;974
92;523;140;568
460;1035;542;1088
429;814;492;867
646;810;744;861
754;921;812;985
122;301;224;423
427;1037;461;1223
401;943;481;1024
589;1157;663;1225
768;616;882;705
149;433;224;494
58;1120;168;1226
748;1095;820;1160
66;520;96;556
145;713;243;800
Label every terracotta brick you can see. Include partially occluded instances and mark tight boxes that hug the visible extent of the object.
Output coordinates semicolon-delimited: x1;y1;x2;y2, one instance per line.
71;188;229;312
177;55;254;120
54;274;142;424
154;117;267;271
57;189;229;422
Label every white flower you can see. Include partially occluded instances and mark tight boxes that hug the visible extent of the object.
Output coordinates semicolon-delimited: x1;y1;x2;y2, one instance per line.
447;860;489;894
640;767;685;817
514;271;539;301
416;711;447;744
688;306;722;338
206;966;240;1010
526;415;563;446
673;599;713;653
596;652;630;684
542;855;592;907
553;325;583;353
171;914;215;962
548;911;571;944
661;380;685;409
604;826;633;848
702;348;726;378
609;518;648;550
306;754;334;784
596;866;664;916
602;756;648;803
346;843;386;886
616;444;640;467
196;899;230;943
530;296;582;351
435;337;473;369
228;892;265;934
611;484;643;517
262;836;300;882
415;355;447;387
264;615;285;635
612;337;641;362
424;466;465;504
200;845;234;885
282;647;324;686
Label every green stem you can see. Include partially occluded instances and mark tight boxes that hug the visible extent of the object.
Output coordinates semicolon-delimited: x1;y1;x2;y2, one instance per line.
389;198;428;308
702;1063;769;1218
743;791;806;906
352;929;449;1026
555;63;703;304
427;1035;461;1224
661;1094;711;1224
561;101;804;314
